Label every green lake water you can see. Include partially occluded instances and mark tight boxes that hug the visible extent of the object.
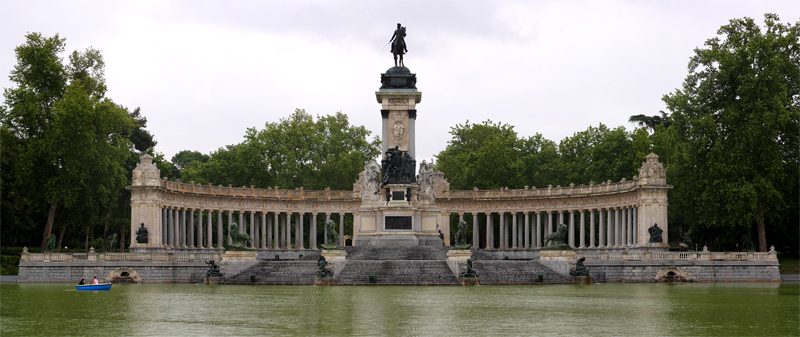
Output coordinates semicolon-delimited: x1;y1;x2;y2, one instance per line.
1;283;798;336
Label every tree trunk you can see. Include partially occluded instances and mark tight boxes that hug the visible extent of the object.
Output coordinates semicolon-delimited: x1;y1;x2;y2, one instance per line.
757;206;767;252
56;222;69;253
40;200;59;252
84;224;90;253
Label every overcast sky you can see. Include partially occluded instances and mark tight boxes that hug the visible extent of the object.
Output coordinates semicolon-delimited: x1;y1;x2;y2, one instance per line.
2;1;798;167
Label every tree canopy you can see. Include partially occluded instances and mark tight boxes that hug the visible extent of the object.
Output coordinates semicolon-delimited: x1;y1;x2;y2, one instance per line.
181;109;381;190
662;14;799;251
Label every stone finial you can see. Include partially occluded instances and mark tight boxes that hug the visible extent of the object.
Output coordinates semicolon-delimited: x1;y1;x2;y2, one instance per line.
621;178;626;182
639;153;666;185
89;246;96;253
556;185;561;188
633;176;639;181
132;154;161;186
569;183;574;187
473;187;478;191
548;185;553;188
590;181;594;185
769;245;776;252
607;180;611;184
22;247;28;254
702;245;709;252
524;185;529;190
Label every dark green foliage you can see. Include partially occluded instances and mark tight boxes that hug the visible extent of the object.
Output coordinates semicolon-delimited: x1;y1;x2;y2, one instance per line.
662;14;799;251
182;109;381;190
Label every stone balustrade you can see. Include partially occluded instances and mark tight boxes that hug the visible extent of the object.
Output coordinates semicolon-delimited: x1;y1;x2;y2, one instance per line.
162;180;357;200
576;251;777;262
441;180;640;199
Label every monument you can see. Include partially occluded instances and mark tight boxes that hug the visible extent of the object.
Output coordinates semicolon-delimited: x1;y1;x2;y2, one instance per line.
352;25;445;247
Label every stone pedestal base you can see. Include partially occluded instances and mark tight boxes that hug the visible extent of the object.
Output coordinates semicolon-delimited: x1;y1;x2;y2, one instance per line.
204;276;221;284
314;277;332;286
354;234;442;247
539;250;576;260
575;276;593;284
460;277;480;286
221;251;258;261
321;249;347;261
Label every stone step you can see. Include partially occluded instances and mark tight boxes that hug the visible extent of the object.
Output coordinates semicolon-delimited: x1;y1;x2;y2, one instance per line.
474;260;574;284
344;246;449;260
226;261;317;284
334;260;459;285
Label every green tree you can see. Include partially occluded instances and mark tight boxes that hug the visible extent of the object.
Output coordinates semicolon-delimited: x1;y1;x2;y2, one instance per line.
183;109;380;190
1;33;134;251
434;120;523;190
628;111;672;132
663;14;799;251
171;150;210;171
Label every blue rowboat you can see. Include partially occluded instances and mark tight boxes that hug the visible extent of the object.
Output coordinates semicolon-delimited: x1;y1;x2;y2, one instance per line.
76;283;112;290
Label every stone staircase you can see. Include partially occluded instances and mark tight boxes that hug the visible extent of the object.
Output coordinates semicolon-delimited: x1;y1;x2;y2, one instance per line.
225;260;318;285
343;246;449;260
473;260;574;284
333;247;459;285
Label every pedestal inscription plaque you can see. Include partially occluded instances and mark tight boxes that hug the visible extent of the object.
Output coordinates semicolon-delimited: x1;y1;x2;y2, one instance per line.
385;216;412;230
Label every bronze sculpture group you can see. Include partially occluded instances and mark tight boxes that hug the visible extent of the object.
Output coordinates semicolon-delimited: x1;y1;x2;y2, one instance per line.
380;146;416;187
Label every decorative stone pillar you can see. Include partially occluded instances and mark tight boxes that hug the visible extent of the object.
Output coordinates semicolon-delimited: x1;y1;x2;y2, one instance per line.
627;206;633;247
472;213;479;248
535;212;541;248
129;154;163;250
207;211;213;249
376;80;421;158
250;212;255;247
310;213;317;249
606;208;613;247
589;209;595;248
546;212;553;246
284;212;291;249
180;209;186;248
162;208;167;246
273;213;280;248
636;153;671;246
339;213;345;247
568;211;575;248
261;213;267;249
499;213;506;249
266;212;273;249
216;211;222;248
239;212;245;234
632;207;638;246
191;210;198;248
524;212;530;249
579;210;585;248
169;208;176;247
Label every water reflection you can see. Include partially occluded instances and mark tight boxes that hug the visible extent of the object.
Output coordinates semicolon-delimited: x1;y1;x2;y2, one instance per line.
1;283;797;336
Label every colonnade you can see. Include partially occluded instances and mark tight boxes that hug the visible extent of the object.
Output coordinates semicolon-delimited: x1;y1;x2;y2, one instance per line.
158;207;349;249
457;205;639;249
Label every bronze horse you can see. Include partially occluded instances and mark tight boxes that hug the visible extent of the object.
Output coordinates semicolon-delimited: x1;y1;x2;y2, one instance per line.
390;24;407;67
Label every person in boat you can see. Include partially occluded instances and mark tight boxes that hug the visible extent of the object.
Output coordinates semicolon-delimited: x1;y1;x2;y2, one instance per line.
92;277;99;285
78;278;85;285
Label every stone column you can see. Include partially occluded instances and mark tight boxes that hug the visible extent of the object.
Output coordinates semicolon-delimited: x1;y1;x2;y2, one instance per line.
568;211;575;248
633;207;638;246
614;208;621;247
297;213;304;249
535;212;541;248
339;213;345;246
167;208;174;246
605;208;612;247
261;213;267;249
599;209;606;248
191;210;197;248
524;212;530;249
546;212;553;246
266;212;273;249
511;213;518;249
161;208;167;245
472;213;479;247
579;210;586;248
227;211;233;245
239;212;245;234
589;209;595;248
273;213;279;248
180;209;187;248
627;206;633;247
311;213;317;249
217;211;222;248
485;213;493;249
621;208;627;246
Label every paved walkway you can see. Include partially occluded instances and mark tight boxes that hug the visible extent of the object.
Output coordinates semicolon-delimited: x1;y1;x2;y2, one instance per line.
0;275;18;283
780;274;799;283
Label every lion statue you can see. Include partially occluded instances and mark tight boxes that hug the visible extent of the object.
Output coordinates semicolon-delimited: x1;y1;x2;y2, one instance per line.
228;223;252;248
453;220;470;248
320;220;339;249
543;223;569;250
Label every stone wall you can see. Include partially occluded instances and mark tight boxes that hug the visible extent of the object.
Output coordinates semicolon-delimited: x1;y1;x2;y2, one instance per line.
586;260;781;283
18;262;208;284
